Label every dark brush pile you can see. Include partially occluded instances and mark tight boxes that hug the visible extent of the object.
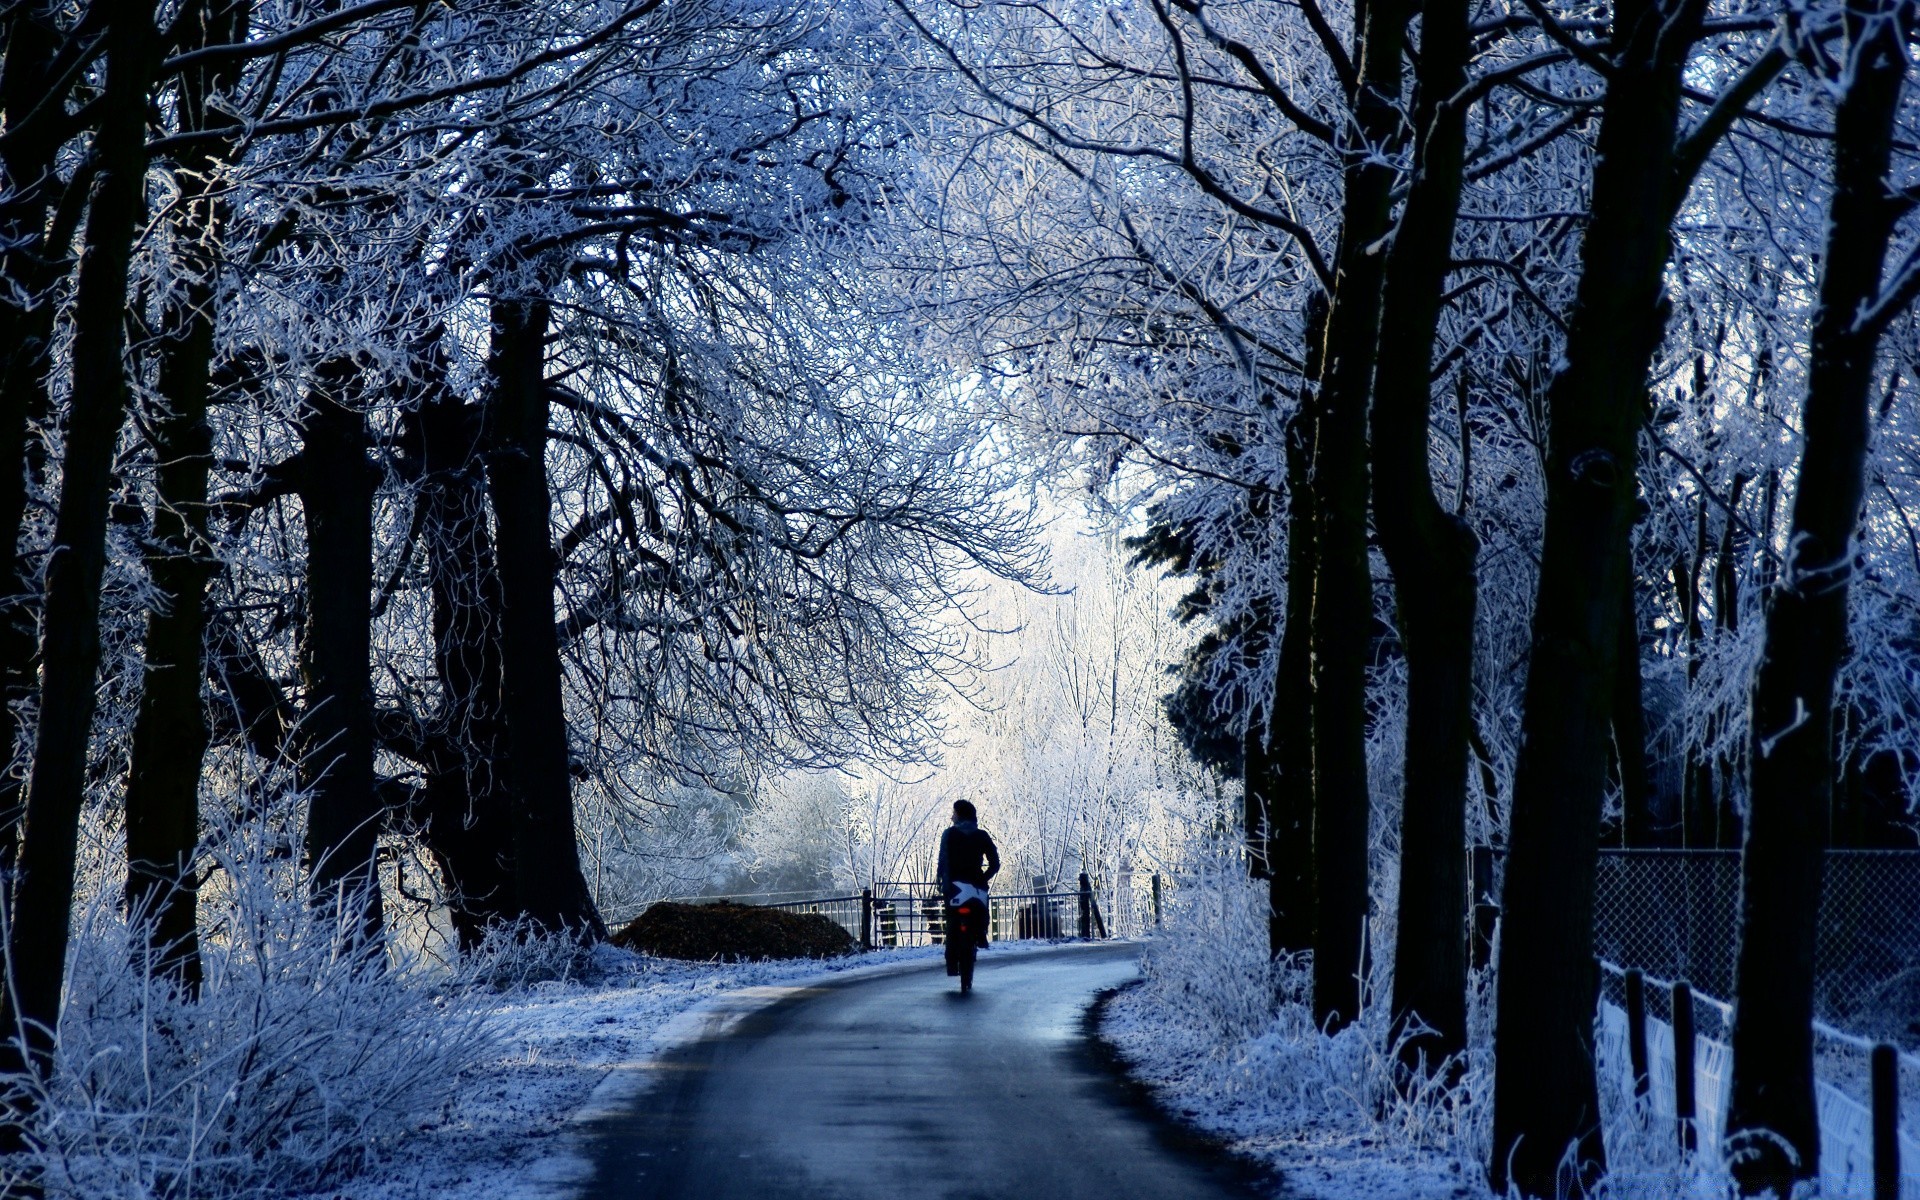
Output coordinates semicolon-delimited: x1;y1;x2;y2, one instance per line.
611;901;855;961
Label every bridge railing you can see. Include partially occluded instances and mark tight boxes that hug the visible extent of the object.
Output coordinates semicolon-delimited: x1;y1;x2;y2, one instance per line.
761;875;1119;949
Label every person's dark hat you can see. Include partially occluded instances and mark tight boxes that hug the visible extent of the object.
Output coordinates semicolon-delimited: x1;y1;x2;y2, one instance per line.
953;799;977;820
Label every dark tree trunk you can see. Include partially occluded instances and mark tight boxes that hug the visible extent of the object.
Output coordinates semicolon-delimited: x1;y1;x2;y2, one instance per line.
412;391;520;950
1;0;156;1077
1614;573;1654;846
122;0;247;997
122;264;216;993
1268;402;1319;958
298;379;384;942
1727;6;1910;1189
1309;0;1409;1032
0;2;82;871
1372;0;1475;1069
484;297;602;937
1490;0;1707;1187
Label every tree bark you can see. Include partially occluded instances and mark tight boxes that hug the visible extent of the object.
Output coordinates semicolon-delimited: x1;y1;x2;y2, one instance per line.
1373;0;1475;1069
0;2;84;871
1242;699;1274;880
1268;401;1319;958
298;378;384;943
1;0;156;1077
1308;0;1409;1032
1727;4;1910;1188
1490;0;1707;1186
484;296;603;937
411;389;520;950
123;0;248;997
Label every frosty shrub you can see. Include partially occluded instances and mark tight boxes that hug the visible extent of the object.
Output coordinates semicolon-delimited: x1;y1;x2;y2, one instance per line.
459;919;599;991
1132;847;1286;1046
1;812;498;1200
1112;837;1494;1185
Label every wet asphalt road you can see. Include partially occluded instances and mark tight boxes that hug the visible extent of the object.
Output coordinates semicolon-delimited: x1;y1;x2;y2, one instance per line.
581;941;1267;1200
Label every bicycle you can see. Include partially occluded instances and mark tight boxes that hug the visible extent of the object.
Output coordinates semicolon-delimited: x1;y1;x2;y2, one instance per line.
945;897;986;993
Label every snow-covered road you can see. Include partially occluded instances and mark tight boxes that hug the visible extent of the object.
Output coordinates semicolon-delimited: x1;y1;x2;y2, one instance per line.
578;941;1266;1200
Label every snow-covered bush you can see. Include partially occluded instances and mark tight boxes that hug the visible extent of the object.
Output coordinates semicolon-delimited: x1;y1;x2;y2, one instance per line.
1128;845;1286;1046
1106;836;1496;1196
1;809;498;1200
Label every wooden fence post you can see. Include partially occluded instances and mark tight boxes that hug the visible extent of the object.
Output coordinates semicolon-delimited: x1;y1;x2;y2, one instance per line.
1152;873;1162;928
1625;968;1650;1101
1078;872;1092;940
1673;980;1697;1153
860;888;873;952
1874;1042;1899;1200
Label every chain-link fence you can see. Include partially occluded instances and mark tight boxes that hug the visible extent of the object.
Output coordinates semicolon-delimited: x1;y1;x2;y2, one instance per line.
1589;849;1920;1039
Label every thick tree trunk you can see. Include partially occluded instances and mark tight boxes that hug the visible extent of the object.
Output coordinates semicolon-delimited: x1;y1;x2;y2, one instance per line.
0;3;80;870
414;392;520;950
1268;405;1319;958
123;264;217;993
1;0;156;1077
1309;0;1409;1031
1490;0;1707;1186
1372;0;1475;1070
298;380;384;942
1727;6;1910;1189
484;297;603;937
122;0;247;997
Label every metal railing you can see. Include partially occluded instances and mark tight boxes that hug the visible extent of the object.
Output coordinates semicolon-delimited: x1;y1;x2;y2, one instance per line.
761;873;1120;950
1467;846;1920;1195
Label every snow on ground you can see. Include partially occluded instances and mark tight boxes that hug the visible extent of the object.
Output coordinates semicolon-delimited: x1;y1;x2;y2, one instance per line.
1099;978;1486;1200
341;939;1076;1200
337;943;930;1200
1093;862;1494;1200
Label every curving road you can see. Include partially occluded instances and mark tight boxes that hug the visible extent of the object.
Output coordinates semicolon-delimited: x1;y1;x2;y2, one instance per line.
581;941;1269;1200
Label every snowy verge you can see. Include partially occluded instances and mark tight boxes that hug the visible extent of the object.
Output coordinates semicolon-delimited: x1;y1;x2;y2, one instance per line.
344;938;1078;1200
1093;858;1492;1200
1098;975;1486;1200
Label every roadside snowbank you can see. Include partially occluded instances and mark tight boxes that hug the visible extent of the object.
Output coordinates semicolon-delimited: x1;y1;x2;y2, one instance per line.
1095;865;1490;1200
1101;975;1485;1200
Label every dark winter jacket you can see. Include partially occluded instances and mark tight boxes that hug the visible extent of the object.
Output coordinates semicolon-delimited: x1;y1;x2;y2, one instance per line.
937;820;1001;891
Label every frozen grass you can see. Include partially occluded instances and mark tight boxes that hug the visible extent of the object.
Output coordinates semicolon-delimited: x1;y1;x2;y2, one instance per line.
1099;847;1500;1200
1097;852;1828;1200
2;816;501;1200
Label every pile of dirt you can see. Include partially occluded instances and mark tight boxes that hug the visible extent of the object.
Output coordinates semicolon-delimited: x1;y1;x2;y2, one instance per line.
611;900;856;961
